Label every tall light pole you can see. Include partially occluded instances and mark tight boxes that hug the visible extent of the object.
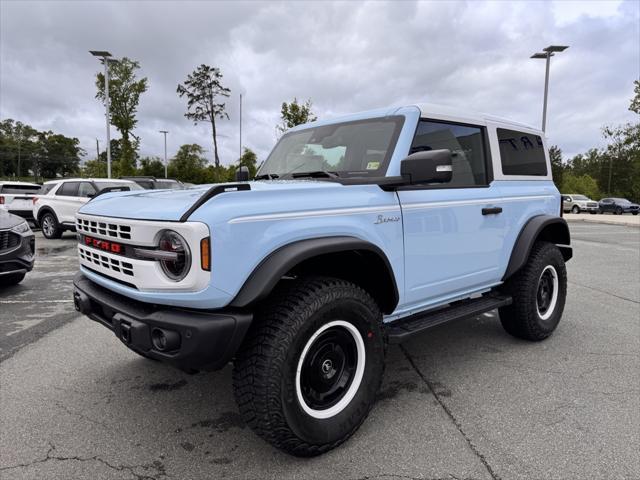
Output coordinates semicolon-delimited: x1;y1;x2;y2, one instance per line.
531;45;569;132
90;50;113;178
239;93;243;167
159;130;169;178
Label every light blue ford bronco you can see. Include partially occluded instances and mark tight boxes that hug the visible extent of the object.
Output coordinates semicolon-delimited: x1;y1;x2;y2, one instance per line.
73;104;572;456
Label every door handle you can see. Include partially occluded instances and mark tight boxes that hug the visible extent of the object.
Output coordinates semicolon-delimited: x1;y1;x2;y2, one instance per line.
482;207;502;215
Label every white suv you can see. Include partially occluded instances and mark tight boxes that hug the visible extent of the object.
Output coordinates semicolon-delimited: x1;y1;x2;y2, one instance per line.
33;178;141;239
0;181;41;221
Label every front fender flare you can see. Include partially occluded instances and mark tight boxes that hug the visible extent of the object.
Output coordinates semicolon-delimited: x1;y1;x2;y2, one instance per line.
229;236;399;310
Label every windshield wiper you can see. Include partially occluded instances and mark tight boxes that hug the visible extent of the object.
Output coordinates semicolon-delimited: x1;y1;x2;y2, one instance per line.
254;173;280;180
290;170;340;179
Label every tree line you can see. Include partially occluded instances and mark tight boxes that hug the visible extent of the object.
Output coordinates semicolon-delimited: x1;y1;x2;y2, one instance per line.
550;80;639;201
1;52;636;197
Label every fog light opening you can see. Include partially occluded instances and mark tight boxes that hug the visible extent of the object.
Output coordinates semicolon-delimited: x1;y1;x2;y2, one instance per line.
151;328;181;352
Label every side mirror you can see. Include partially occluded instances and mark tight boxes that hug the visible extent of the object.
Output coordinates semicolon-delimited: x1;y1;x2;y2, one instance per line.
235;166;250;182
400;149;453;184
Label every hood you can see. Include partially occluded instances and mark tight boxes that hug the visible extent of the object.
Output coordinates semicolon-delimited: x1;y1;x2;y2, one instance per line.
78;180;343;221
0;208;26;229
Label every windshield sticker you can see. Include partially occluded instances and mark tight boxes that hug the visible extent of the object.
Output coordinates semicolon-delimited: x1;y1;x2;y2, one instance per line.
366;161;380;170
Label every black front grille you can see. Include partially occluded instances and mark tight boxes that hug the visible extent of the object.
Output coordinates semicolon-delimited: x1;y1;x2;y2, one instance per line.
0;231;20;252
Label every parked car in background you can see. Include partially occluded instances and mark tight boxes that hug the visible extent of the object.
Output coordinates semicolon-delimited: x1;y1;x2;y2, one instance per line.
120;176;185;190
562;194;599;214
0;181;41;222
0;208;35;286
598;197;639;215
33;178;142;239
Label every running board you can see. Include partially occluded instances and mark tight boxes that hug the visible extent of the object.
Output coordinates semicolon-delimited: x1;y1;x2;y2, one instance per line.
385;293;512;344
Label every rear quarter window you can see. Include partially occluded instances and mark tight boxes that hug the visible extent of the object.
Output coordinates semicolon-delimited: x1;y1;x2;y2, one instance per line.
497;128;548;176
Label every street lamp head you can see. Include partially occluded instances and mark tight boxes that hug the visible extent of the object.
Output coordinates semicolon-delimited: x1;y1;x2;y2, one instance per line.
89;50;112;58
159;130;169;134
530;52;550;59
544;45;569;53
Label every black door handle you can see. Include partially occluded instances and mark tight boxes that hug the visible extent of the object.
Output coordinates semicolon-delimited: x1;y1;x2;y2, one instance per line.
482;207;503;215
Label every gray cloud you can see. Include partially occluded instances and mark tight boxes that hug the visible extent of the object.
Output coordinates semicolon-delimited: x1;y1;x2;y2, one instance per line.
1;0;638;168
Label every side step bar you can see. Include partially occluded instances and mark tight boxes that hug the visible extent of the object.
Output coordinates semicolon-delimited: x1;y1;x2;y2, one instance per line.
386;293;512;344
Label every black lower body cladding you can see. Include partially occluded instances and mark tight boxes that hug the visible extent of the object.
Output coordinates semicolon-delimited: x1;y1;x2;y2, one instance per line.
72;273;252;371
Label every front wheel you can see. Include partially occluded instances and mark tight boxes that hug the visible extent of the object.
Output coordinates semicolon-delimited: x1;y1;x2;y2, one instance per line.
233;276;385;456
499;241;567;341
633;212;638;216
40;212;62;239
571;205;580;214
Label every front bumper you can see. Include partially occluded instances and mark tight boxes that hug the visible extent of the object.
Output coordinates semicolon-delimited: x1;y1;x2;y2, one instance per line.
0;230;35;276
73;273;252;371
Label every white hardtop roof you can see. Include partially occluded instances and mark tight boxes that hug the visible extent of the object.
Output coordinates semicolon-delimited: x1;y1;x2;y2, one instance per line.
43;178;137;184
413;103;540;132
290;103;541;135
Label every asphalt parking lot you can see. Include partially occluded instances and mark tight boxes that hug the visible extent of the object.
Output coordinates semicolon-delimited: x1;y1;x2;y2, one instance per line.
0;223;638;480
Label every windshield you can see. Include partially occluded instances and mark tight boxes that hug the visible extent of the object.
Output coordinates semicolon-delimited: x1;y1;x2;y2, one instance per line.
94;181;143;191
257;117;404;178
572;195;589;200
612;198;630;204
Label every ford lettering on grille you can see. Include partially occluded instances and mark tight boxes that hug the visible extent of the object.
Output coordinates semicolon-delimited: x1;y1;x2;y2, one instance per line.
82;235;124;255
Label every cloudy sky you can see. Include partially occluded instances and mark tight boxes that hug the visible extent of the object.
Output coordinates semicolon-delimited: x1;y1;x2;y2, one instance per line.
1;0;638;167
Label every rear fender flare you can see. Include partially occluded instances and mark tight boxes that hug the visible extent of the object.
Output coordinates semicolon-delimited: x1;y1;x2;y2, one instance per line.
503;215;572;280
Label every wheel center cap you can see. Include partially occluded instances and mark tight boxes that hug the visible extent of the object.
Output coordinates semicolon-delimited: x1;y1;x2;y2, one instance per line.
321;359;334;376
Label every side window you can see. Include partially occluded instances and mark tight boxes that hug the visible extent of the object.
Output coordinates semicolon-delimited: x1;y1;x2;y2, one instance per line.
39;184;56;195
410;120;488;186
78;182;97;198
56;181;79;197
497;128;548;176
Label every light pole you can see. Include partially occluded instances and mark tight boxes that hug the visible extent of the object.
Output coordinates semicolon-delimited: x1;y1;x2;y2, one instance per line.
159;130;169;178
90;50;113;178
239;93;243;167
531;45;568;132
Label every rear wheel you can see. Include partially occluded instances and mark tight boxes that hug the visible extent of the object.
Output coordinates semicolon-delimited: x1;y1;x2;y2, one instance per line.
499;241;567;341
40;212;62;239
615;207;623;215
233;276;385;456
0;272;26;286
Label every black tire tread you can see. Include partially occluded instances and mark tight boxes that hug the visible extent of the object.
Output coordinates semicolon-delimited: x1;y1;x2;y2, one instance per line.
499;241;567;341
232;276;383;456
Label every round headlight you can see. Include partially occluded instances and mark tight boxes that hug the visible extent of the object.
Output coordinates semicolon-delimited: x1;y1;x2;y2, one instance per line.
158;230;191;281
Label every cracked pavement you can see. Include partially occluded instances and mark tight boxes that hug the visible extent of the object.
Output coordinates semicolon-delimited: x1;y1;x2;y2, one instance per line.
1;223;638;479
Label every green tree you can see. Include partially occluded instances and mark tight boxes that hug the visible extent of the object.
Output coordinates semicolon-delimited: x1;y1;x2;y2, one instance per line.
138;157;166;178
177;65;230;172
549;145;564;189
168;144;208;183
561;173;602;200
238;147;258;178
83;158;107;178
629;79;640;115
277;98;317;135
96;57;148;174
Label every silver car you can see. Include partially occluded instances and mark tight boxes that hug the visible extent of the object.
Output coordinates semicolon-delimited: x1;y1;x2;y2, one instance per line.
562;194;599;214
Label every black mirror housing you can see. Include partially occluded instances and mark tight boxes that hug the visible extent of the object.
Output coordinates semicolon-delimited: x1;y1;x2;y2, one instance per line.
400;149;453;184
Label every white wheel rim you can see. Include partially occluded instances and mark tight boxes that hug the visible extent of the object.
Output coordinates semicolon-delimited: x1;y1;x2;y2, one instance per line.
295;320;366;420
537;265;559;320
